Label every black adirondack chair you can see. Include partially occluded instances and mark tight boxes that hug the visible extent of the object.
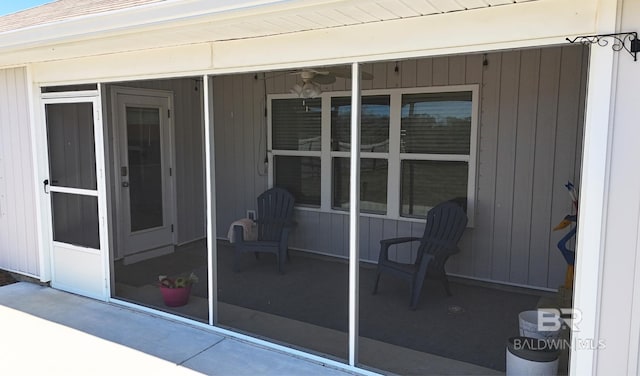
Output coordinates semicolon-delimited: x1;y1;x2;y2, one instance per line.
233;187;295;274
372;200;468;309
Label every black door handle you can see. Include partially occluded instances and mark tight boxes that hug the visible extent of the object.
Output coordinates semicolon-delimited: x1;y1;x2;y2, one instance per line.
43;179;49;194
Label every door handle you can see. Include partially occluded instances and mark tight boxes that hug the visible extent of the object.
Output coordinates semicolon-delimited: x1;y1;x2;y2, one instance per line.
122;181;129;188
43;179;49;194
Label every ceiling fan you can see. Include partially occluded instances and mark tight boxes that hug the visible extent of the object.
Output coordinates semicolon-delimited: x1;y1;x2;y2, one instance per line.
289;67;374;98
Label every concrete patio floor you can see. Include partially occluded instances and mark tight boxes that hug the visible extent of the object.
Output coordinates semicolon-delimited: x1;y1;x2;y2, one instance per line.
0;282;359;375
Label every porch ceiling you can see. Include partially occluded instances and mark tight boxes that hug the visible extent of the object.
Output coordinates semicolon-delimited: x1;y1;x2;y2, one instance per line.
0;0;541;66
158;0;541;42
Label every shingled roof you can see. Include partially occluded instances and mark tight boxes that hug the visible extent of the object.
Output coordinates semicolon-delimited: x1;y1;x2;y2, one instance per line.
0;0;164;33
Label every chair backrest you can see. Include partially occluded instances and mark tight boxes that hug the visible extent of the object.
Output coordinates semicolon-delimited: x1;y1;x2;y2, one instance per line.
256;187;295;241
416;201;468;264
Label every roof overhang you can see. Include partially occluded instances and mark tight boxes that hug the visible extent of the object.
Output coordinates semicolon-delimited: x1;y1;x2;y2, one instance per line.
0;0;602;76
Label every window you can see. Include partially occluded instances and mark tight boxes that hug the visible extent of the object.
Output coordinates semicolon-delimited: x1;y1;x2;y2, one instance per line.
400;91;473;217
270;98;321;207
331;95;390;214
269;86;477;223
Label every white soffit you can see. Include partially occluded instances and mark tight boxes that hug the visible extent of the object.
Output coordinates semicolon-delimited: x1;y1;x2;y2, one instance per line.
0;0;543;64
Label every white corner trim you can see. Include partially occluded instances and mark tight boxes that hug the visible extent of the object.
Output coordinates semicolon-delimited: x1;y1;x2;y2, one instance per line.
570;0;619;373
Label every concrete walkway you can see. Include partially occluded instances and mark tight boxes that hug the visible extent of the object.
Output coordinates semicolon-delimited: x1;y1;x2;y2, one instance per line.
0;282;358;375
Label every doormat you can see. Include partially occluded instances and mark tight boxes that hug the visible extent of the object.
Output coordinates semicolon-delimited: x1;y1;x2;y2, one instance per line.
0;270;17;287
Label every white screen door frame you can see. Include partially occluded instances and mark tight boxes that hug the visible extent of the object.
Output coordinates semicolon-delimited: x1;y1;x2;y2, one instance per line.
41;90;109;300
111;87;176;261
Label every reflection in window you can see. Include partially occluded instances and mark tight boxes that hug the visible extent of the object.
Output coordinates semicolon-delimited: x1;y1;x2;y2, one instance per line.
274;156;321;207
272;98;321;151
331;95;390;152
401;160;468;217
332;158;388;214
126;107;163;232
401;92;472;154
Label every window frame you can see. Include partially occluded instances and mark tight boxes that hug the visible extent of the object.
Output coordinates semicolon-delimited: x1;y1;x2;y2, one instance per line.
268;84;478;226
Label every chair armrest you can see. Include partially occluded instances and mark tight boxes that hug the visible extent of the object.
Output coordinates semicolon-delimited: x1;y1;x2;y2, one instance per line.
423;239;460;257
233;224;245;244
380;237;421;246
378;237;421;263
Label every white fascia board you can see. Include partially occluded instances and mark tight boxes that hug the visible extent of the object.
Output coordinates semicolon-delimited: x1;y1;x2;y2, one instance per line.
0;0;344;53
30;42;213;84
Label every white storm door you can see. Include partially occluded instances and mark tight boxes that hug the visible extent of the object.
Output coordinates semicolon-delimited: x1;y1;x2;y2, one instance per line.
115;91;174;256
43;95;108;300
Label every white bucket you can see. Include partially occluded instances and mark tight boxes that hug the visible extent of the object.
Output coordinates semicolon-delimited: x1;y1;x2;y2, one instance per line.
506;337;559;376
519;310;562;341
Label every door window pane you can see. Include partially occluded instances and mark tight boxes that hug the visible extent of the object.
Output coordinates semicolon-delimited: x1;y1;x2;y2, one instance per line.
272;98;321;151
332;158;388;214
331;95;390;152
51;193;100;249
45;103;97;190
126;107;163;232
401;160;468;217
274;156;321;207
401;92;472;154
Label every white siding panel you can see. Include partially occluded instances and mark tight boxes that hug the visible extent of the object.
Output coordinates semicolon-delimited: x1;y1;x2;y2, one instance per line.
594;1;640;373
0;67;40;276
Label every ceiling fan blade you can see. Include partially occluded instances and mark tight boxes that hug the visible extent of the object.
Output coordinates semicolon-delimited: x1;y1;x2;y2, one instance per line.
360;71;374;80
312;74;336;85
326;66;374;80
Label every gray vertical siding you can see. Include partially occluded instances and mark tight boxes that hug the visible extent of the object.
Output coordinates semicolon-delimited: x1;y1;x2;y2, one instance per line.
213;45;587;289
0;67;40;277
213;74;269;239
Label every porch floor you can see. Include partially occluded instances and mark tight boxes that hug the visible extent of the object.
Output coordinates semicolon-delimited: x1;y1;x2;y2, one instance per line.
113;240;571;374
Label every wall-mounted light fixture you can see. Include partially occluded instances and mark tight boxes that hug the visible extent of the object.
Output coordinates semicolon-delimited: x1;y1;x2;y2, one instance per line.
566;32;639;61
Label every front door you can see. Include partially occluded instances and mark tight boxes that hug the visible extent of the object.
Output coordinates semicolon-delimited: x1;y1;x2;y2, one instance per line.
113;88;175;259
43;93;108;300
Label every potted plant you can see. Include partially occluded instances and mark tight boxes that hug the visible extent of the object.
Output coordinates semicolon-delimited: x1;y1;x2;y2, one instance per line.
158;272;199;307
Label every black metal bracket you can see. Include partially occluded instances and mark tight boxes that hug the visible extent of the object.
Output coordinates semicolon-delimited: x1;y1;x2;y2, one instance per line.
566;32;639;61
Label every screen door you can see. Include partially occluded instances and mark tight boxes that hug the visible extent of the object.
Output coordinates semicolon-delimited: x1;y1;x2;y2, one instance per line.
43;94;108;300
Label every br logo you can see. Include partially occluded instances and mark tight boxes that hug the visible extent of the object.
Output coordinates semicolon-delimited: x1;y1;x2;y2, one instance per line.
538;308;581;332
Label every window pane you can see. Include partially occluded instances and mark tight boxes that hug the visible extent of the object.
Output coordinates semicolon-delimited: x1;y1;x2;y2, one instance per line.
126;107;164;232
42;84;97;93
274;156;321;207
272;98;321;151
401;160;468;217
401;92;472;154
51;193;100;249
332;158;388;214
331;95;390;152
45;103;97;190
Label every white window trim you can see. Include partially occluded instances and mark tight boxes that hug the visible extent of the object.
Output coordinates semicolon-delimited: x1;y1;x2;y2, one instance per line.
267;84;479;227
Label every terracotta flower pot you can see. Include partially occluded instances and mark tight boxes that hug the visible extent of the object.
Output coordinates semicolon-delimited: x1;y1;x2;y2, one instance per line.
159;285;192;307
